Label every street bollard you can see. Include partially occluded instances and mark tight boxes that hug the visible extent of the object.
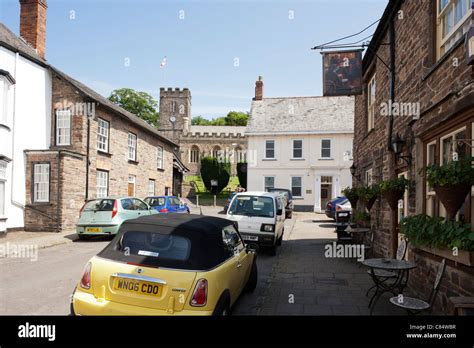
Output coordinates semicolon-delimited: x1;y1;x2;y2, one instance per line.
196;195;199;207
214;195;216;207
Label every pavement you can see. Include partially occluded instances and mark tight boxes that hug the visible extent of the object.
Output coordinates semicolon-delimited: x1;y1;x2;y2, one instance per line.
0;206;407;316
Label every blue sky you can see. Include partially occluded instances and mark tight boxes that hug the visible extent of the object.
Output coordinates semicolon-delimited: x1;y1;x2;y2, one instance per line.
0;0;388;118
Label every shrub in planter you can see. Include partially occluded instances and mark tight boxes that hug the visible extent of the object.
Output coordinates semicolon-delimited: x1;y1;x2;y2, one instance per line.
342;187;359;210
200;156;231;194
422;157;474;221
357;184;379;211
400;214;474;251
379;177;410;210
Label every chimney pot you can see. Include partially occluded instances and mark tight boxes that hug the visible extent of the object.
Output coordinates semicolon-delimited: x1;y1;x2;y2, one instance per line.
254;76;263;101
19;0;47;59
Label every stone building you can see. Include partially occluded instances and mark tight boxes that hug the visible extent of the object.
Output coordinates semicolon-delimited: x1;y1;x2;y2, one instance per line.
352;0;473;312
158;88;247;176
24;68;178;232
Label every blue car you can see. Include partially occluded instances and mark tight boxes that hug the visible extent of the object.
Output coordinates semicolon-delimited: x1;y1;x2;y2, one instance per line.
144;196;190;214
325;196;348;219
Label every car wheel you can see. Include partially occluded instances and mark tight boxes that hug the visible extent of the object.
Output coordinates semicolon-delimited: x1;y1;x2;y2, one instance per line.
78;234;90;241
213;293;231;316
244;261;258;293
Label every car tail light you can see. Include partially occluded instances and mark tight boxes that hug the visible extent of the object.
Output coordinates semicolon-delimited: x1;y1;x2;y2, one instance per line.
336;205;342;212
159;208;168;213
190;279;207;307
80;262;92;289
327;202;333;209
112;200;118;218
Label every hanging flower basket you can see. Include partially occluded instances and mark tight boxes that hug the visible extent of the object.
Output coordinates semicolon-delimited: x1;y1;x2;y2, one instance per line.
365;196;378;211
434;183;471;221
342;187;359;210
382;189;405;210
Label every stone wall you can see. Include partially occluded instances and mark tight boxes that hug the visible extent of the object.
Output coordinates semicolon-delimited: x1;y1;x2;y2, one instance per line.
353;0;474;311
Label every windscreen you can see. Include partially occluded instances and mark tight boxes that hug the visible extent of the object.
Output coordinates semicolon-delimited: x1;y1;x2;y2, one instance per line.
228;195;274;218
145;197;166;207
83;199;114;212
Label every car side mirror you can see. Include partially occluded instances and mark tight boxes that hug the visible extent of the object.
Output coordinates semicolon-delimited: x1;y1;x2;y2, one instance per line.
276;208;283;216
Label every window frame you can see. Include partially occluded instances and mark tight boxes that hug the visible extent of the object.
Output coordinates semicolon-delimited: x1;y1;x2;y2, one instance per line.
148;179;156;196
189;146;200;163
365;169;373;186
32;163;50;203
96;170;109;198
292;139;303;159
127;132;137;161
0;77;9;126
265;140;275;159
55;110;72;146
436;0;472;59
367;73;376;132
97;118;110;153
321;139;332;159
0;160;6;217
264;176;275;192
157;146;164;169
291;176;303;198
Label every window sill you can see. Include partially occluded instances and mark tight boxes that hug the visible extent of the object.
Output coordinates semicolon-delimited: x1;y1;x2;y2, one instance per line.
128;160;139;165
293;197;304;200
0;216;7;221
318;158;334;161
290;158;305;161
157;167;165;172
27;202;52;206
97;150;112;157
263;158;277;161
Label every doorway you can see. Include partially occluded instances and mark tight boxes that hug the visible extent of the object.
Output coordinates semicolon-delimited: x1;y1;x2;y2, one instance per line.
128;175;136;196
320;176;333;209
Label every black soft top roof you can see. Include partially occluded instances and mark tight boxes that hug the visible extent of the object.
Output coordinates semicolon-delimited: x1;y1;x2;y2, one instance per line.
98;214;235;271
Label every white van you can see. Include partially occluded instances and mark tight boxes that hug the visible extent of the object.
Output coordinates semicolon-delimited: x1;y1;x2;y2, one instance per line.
226;191;286;256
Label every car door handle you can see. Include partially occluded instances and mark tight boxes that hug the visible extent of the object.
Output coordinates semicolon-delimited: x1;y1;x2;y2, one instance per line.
236;261;242;269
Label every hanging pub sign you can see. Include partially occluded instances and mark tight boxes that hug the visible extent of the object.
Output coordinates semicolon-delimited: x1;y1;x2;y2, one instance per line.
322;50;363;96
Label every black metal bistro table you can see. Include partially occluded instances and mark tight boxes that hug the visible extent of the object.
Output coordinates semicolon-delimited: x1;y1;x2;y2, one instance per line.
345;226;370;243
362;258;417;314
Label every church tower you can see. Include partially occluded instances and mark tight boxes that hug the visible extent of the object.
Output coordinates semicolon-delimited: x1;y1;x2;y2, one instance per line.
158;87;191;142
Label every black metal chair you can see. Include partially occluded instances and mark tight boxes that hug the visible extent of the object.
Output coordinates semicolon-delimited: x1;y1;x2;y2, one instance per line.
389;258;446;315
334;210;353;244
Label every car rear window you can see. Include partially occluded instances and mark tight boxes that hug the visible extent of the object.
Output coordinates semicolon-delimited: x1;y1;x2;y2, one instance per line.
99;222;231;270
228;195;274;218
119;231;190;261
145;197;166;207
83;199;115;212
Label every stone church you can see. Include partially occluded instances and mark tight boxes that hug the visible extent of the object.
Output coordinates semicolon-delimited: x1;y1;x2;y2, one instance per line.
158;87;247;176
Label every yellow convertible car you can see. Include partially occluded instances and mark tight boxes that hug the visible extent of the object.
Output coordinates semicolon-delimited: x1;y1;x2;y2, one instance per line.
71;214;258;315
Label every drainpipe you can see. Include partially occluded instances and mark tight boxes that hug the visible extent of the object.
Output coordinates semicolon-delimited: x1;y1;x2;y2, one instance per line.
85;117;90;201
57;151;61;232
388;17;398;258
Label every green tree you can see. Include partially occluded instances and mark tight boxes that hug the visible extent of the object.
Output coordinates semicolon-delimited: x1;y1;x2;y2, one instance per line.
225;111;249;126
200;156;231;194
108;88;159;126
191;116;210;125
237;162;247;189
210;117;226;126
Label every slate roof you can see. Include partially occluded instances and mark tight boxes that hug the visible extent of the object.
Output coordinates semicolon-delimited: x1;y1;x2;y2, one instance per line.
0;22;178;148
247;96;354;135
188;125;246;136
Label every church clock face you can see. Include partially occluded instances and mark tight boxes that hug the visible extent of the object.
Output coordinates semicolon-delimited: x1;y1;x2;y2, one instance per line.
170;116;176;123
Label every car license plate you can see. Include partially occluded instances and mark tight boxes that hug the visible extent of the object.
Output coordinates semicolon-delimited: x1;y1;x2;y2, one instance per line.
242;235;258;241
86;227;102;233
338;213;348;217
113;278;162;297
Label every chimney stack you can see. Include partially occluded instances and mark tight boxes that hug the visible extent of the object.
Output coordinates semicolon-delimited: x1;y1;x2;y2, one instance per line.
19;0;47;59
254;76;263;101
